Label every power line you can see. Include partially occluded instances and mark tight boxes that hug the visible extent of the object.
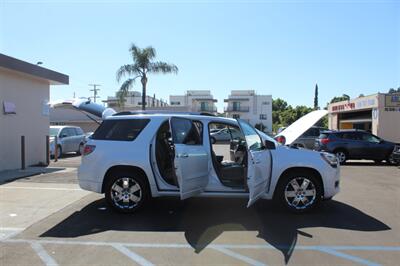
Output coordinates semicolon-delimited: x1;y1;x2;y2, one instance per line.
89;84;101;103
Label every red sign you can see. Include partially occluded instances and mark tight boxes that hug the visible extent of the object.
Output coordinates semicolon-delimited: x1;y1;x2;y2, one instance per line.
332;103;355;112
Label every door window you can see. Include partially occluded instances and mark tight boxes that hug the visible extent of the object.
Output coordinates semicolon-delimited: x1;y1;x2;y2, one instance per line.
171;118;202;145
238;120;263;151
361;133;380;143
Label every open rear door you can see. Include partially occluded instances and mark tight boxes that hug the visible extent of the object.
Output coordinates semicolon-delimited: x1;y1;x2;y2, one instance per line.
237;120;271;207
170;117;209;200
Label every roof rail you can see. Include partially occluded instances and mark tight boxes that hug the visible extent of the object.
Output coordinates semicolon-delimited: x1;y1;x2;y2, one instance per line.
112;110;216;117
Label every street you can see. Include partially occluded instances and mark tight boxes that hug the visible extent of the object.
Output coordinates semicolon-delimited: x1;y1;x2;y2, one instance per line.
1;155;399;266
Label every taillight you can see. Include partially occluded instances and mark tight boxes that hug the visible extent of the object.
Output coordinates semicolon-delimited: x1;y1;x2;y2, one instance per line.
83;145;96;156
275;135;286;145
320;138;330;145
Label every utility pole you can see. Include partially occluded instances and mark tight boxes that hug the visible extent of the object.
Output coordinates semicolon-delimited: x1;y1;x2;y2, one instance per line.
89;84;101;102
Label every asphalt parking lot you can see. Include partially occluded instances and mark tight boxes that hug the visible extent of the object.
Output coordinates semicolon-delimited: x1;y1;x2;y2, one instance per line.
1;154;399;266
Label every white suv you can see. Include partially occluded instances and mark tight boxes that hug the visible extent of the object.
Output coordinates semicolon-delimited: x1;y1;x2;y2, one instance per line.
78;112;340;213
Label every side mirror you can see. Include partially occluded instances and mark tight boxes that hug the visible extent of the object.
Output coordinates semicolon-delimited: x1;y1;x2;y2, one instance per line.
60;134;68;138
264;140;276;150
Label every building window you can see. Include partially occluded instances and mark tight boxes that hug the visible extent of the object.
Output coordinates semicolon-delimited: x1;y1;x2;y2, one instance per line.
232;114;240;119
171;101;180;105
259;114;267;120
232;102;240;111
262;101;270;105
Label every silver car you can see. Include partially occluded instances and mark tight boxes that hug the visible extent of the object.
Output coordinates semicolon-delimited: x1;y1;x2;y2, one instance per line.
49;126;86;157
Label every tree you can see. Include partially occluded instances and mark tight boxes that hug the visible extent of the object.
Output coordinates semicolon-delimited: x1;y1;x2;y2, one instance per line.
330;94;350;103
314;83;319;110
116;44;178;110
255;123;267;132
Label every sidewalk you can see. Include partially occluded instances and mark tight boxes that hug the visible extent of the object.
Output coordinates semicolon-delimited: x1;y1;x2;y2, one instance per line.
0;167;65;184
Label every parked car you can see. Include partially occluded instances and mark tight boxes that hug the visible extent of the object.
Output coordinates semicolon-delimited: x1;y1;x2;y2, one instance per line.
49;126;86;157
314;130;398;164
291;126;328;149
76;110;339;214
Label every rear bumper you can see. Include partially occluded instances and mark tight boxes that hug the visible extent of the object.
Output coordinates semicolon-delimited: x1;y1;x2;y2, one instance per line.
78;179;102;193
77;162;103;193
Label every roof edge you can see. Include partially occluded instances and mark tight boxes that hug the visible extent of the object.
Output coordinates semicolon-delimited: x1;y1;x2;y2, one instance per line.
0;53;69;85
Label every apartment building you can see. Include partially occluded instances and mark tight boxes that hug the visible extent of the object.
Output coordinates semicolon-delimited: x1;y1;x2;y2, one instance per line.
169;90;218;114
104;91;168;109
224;90;272;132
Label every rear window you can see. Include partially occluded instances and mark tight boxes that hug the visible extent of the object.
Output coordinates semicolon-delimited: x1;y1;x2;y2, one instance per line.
318;133;330;139
74;127;84;135
92;119;150;141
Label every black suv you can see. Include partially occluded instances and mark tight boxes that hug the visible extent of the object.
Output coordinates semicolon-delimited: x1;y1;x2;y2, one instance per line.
314;130;398;164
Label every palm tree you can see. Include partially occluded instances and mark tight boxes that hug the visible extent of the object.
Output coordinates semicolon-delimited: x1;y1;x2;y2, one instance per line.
116;44;178;110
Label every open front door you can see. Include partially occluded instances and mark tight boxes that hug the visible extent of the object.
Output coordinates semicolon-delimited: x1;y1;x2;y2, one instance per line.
237;120;271;207
170;117;209;199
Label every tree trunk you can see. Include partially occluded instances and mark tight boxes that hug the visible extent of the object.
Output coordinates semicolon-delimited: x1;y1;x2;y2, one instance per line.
141;75;147;111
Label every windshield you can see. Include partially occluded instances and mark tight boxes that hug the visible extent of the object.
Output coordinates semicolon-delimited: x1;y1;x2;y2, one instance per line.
49;128;60;137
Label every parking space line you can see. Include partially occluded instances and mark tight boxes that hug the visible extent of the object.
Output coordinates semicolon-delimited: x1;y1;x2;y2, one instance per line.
30;242;59;266
212;246;267;266
112;244;154;266
317;247;380;266
0;186;82;191
3;238;399;266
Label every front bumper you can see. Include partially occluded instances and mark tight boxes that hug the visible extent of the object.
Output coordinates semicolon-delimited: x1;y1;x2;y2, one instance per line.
323;164;341;199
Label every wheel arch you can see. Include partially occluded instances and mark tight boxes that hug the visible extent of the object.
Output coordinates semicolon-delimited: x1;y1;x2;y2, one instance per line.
273;167;324;199
101;165;150;194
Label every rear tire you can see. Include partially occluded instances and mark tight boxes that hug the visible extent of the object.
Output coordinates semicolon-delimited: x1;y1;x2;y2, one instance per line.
334;150;347;164
104;171;149;213
275;170;323;213
56;145;62;159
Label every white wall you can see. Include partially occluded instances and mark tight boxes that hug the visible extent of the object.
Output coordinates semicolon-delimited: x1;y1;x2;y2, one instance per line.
0;69;50;171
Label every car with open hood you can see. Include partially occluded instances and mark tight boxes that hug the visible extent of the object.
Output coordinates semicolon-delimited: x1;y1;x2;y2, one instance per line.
52;99;340;213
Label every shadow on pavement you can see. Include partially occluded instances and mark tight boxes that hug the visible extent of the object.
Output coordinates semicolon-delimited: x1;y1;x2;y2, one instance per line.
40;197;390;263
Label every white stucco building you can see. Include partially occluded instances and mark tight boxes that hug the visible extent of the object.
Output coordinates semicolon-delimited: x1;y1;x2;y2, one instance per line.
0;54;69;171
224;90;272;132
169;90;218;114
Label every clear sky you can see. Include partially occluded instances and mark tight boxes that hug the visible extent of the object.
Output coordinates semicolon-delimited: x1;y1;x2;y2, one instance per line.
1;0;399;112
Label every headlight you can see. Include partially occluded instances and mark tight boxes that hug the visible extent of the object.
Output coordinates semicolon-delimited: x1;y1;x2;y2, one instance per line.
320;152;338;167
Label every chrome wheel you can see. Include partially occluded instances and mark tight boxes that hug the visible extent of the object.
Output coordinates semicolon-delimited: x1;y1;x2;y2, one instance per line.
110;177;142;210
335;151;346;164
284;177;316;210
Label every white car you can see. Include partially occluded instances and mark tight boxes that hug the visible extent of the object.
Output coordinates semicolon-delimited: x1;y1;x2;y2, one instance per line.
72;102;339;213
49;125;86;157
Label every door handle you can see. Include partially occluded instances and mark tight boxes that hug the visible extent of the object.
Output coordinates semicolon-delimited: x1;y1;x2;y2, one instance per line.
177;153;189;158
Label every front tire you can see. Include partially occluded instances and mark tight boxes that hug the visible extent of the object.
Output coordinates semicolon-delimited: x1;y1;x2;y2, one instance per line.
105;172;149;213
386;154;396;165
275;170;323;213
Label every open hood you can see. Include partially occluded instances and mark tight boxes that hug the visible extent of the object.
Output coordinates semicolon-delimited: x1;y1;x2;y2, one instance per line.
275;110;328;145
50;98;116;120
